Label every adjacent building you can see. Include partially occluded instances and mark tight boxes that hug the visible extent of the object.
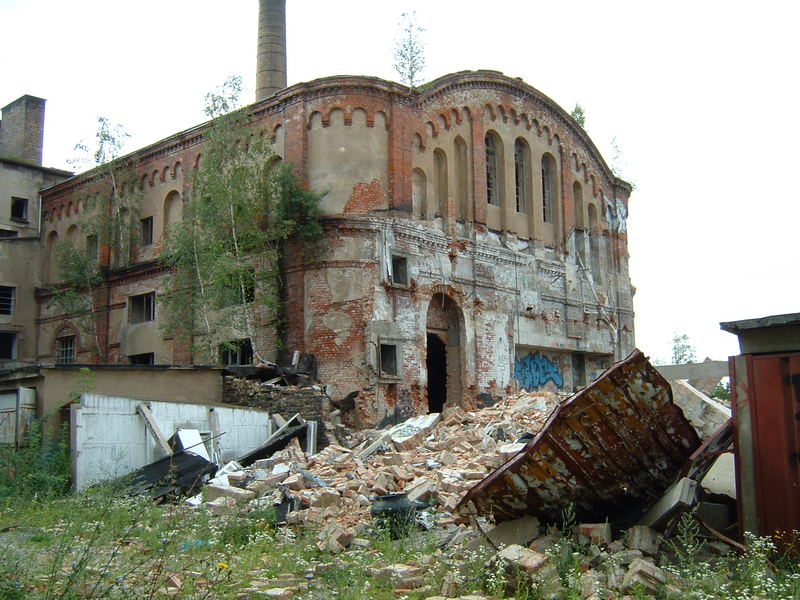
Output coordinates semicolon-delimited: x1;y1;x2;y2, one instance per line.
0;95;72;366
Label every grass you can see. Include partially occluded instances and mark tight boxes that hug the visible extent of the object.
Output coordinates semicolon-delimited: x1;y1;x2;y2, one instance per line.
2;438;799;599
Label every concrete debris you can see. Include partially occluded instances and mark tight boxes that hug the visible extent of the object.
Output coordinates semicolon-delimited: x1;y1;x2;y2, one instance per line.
204;483;256;504
189;386;560;535
622;557;668;594
171;350;742;599
638;477;698;529
579;523;613;546
624;525;663;556
371;563;425;588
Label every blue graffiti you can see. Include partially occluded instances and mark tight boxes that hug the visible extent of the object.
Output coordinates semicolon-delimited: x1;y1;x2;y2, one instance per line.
515;352;564;391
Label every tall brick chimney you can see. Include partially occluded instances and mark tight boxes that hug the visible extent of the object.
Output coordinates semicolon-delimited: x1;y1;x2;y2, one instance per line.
255;0;287;102
0;95;46;165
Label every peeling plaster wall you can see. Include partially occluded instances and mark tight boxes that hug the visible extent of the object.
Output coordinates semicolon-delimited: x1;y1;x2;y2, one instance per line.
308;109;388;215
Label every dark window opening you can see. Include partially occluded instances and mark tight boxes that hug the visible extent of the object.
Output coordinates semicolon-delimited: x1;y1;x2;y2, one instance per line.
485;135;500;206
140;216;154;246
572;353;586;391
10;197;28;222
219;339;253;366
542;159;553;223
0;332;16;360
380;343;399;377
219;268;255;307
391;255;408;286
0;229;18;238
86;235;98;262
426;333;447;413
514;139;529;214
129;292;156;323
0;286;15;315
57;336;75;364
129;352;155;365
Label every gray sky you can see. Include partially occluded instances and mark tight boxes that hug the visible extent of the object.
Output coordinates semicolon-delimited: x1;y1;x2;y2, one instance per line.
2;0;798;363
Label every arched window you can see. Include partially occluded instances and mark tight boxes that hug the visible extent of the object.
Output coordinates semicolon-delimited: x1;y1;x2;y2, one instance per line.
514;139;531;214
454;136;468;221
587;203;602;282
433;149;448;217
541;154;558;223
485;132;503;207
45;231;59;282
163;190;182;239
412;168;428;219
573;181;584;228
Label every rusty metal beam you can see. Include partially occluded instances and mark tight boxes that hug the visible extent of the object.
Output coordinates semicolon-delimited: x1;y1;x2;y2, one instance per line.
458;349;701;525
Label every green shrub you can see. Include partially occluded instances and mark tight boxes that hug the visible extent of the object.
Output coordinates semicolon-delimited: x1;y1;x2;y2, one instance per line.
0;421;71;499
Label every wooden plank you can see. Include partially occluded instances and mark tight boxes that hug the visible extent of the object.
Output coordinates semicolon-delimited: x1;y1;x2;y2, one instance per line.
137;403;173;456
208;408;222;463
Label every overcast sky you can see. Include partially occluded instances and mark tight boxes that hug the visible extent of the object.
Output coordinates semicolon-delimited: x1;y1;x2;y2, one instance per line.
2;0;798;363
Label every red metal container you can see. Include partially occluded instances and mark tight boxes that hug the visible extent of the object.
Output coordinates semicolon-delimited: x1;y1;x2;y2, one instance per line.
722;314;800;546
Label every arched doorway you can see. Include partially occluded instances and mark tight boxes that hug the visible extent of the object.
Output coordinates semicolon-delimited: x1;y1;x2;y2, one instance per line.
425;293;463;413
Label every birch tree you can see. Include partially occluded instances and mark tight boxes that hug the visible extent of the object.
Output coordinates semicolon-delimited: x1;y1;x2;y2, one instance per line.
52;118;140;360
161;76;323;364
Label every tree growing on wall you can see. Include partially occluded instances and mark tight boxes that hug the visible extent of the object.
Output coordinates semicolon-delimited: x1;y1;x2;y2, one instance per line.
160;76;324;365
671;332;697;365
570;104;586;128
393;11;426;88
52;118;142;360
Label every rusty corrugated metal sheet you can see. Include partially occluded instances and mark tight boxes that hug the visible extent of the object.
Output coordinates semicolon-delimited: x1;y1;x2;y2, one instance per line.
458;349;701;524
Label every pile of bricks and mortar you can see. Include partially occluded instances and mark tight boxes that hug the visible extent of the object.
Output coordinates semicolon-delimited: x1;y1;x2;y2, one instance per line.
187;388;732;599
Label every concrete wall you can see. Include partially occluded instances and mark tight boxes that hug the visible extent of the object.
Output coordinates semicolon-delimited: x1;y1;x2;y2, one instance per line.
37;366;223;423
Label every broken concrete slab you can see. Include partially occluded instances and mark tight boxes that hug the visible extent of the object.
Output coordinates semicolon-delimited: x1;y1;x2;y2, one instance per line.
204;483;256;504
671;379;731;440
388;413;441;451
624;526;663;556
371;564;425;588
484;515;540;548
638;477;698;529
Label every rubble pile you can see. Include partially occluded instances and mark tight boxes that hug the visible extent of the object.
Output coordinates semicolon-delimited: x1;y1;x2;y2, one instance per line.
191;390;560;546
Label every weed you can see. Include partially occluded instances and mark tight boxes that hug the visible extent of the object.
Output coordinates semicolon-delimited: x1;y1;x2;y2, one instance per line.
0;420;70;499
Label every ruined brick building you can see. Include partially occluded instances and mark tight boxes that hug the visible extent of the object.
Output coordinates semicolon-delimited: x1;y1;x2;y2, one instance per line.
27;0;635;426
